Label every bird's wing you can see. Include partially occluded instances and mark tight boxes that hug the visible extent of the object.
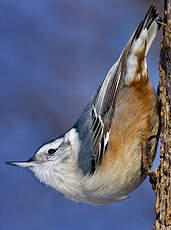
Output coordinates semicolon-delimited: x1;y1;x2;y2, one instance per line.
90;59;123;166
75;56;125;175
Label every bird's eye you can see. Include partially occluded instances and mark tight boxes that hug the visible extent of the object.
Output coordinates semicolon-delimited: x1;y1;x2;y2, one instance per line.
48;149;56;155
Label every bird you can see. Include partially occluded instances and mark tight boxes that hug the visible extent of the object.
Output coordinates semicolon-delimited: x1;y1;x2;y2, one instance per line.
7;5;161;205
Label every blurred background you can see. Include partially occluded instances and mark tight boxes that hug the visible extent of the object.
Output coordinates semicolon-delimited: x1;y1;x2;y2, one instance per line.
1;1;163;230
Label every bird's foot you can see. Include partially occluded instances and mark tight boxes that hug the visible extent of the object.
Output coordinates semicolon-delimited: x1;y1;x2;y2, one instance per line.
141;135;159;190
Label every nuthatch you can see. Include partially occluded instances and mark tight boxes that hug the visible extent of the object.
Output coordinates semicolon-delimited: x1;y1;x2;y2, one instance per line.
7;5;161;205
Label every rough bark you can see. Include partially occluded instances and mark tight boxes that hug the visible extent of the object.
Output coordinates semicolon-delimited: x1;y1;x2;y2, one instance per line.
153;0;171;229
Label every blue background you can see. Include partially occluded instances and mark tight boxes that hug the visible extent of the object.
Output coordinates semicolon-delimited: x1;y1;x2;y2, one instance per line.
1;1;163;230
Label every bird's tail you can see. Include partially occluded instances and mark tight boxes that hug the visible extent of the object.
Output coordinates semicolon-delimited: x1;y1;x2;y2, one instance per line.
122;5;161;86
131;5;161;55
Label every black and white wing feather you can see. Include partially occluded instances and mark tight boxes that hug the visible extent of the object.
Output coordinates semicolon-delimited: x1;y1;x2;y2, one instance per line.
90;60;123;166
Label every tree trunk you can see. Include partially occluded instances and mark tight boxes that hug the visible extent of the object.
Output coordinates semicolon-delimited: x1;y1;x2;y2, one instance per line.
154;0;171;229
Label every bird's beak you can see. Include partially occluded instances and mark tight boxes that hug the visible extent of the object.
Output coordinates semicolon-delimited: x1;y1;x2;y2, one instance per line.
6;157;36;168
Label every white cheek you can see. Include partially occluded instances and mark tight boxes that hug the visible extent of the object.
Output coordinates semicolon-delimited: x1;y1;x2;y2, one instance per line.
64;128;80;156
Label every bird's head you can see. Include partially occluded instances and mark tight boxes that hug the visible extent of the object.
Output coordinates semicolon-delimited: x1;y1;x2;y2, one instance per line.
6;137;72;188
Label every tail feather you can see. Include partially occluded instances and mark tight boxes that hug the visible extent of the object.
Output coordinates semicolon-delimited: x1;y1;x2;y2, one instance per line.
131;5;161;56
134;5;160;40
124;5;161;86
